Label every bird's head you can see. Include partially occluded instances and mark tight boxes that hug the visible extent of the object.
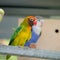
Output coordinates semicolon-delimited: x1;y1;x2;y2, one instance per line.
36;16;44;27
27;16;37;26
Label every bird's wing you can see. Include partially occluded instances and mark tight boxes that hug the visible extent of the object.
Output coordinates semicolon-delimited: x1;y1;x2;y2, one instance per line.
27;31;32;41
9;25;24;45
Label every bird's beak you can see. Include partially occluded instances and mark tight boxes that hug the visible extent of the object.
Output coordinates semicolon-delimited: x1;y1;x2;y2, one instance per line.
33;20;37;25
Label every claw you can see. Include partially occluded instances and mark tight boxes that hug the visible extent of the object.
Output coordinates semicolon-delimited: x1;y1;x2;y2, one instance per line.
18;46;23;48
30;43;36;48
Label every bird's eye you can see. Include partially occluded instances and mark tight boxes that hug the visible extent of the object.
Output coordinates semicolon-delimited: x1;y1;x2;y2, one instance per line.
30;18;34;21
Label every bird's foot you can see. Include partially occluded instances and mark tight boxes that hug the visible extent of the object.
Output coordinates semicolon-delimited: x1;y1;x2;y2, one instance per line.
18;46;29;49
30;43;36;48
18;46;23;48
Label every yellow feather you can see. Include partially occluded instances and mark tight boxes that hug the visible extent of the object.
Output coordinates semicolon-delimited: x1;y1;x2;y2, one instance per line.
11;25;31;47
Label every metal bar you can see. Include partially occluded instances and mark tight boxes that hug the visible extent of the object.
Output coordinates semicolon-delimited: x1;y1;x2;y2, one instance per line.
0;0;60;8
0;45;60;59
2;8;60;16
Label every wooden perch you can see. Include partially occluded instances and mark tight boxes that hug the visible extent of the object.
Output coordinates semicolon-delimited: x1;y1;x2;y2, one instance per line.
0;45;60;59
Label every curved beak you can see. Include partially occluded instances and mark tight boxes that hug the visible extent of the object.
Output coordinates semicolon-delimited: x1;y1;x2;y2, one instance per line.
33;20;37;25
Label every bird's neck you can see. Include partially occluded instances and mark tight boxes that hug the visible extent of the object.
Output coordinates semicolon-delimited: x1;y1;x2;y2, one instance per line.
26;23;32;30
22;22;32;30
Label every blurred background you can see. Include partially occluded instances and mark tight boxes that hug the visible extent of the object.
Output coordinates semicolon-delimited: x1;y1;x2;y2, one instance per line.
0;0;60;45
0;0;60;60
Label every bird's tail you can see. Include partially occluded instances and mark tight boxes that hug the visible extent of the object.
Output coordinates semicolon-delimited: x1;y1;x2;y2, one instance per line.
6;55;11;60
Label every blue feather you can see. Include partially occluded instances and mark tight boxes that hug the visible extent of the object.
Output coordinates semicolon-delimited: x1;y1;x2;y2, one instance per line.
24;28;41;47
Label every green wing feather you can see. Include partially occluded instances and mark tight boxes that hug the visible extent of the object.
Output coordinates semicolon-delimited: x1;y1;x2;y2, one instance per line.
9;25;24;45
6;25;24;60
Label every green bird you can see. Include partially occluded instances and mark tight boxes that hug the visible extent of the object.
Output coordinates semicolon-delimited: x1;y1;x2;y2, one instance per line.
6;16;37;60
